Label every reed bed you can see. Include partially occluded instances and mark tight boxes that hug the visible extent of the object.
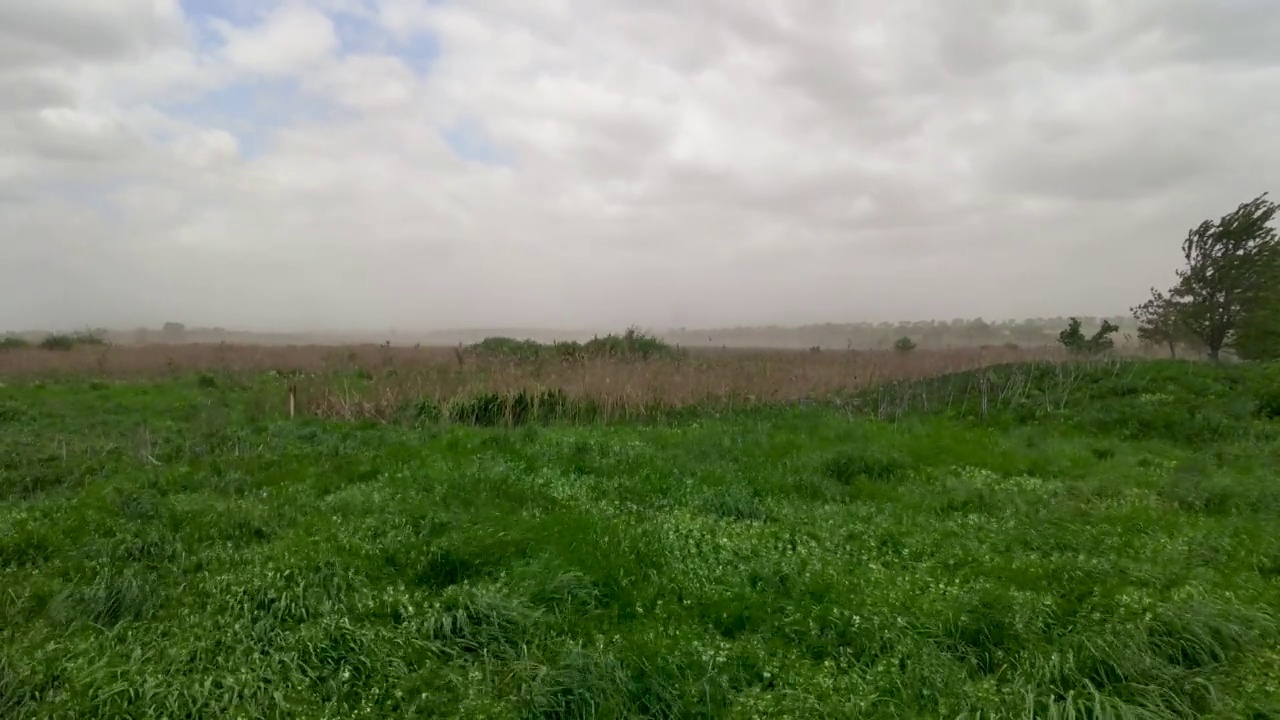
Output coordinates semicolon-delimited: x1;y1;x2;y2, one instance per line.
1;342;1071;423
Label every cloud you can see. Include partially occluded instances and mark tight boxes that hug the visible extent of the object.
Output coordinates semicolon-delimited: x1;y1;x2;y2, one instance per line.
0;0;188;65
2;0;1279;332
303;53;418;110
216;4;339;77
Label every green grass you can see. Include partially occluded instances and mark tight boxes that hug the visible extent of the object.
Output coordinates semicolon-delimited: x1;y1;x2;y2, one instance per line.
2;361;1279;718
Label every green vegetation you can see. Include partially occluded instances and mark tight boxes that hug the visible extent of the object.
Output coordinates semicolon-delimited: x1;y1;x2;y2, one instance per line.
467;327;682;361
893;335;917;353
1057;317;1119;356
1134;191;1280;360
36;330;107;351
0;336;32;351
2;360;1279;718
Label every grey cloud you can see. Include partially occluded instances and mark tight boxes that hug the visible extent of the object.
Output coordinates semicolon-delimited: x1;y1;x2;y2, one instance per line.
3;0;1280;332
0;72;78;110
0;1;187;66
1135;0;1280;66
9;110;145;164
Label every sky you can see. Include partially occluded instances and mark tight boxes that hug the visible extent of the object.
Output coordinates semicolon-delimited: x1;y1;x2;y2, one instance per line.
2;0;1278;332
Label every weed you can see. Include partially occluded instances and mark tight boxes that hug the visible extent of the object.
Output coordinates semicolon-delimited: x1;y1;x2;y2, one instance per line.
0;355;1277;716
822;447;915;485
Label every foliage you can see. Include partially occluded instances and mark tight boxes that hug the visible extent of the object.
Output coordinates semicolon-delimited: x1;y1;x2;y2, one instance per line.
1168;192;1280;360
1056;317;1119;355
0;336;31;351
863;358;1280;443
37;334;76;351
36;330;105;351
0;366;1277;717
892;335;917;353
581;327;679;359
465;336;546;361
442;389;597;427
468;327;681;361
1232;279;1280;361
1132;287;1190;358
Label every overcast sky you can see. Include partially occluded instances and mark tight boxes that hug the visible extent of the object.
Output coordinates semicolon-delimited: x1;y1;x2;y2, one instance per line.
2;0;1277;332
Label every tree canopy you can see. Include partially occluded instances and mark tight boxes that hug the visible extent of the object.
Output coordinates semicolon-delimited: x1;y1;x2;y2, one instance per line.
1136;192;1280;361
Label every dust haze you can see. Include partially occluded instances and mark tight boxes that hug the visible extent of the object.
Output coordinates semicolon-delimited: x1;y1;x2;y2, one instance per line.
2;0;1278;336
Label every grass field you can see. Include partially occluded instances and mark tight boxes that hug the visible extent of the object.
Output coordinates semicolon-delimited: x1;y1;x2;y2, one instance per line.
2;352;1279;718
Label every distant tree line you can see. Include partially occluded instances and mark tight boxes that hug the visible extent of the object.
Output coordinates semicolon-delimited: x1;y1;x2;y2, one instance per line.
665;316;1135;351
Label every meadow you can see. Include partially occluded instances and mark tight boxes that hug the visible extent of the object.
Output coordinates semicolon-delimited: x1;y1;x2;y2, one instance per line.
1;341;1278;718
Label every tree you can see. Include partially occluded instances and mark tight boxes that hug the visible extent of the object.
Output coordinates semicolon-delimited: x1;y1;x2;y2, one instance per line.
1168;192;1280;361
1233;280;1280;360
1058;317;1119;356
893;336;917;353
1131;287;1186;358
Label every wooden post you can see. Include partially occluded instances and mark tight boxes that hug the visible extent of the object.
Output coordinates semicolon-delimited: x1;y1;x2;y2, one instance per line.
288;384;297;420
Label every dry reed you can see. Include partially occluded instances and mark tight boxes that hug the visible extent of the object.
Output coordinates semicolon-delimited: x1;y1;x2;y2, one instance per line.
0;343;1073;422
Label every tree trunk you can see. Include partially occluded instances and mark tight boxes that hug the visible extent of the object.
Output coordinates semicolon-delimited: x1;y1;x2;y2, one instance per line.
1167;342;1177;359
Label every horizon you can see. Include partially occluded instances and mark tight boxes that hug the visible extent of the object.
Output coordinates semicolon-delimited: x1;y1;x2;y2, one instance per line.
4;313;1139;336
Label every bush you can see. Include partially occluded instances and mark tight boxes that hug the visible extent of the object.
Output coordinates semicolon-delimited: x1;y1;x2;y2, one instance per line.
581;327;679;359
467;337;546;361
1057;318;1118;356
893;336;917;353
467;328;680;362
0;337;31;351
38;331;106;351
38;334;76;351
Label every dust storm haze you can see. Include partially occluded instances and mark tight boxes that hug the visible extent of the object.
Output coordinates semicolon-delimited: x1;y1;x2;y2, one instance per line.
2;0;1279;336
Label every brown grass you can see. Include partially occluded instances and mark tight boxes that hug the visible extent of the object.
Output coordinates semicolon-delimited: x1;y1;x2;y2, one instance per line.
0;342;1074;422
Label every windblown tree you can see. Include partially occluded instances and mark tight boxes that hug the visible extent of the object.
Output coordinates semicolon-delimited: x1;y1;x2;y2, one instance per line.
1166;192;1280;361
1057;317;1119;356
1131;288;1186;358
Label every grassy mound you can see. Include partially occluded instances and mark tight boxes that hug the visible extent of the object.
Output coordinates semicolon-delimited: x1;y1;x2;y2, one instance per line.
861;359;1280;443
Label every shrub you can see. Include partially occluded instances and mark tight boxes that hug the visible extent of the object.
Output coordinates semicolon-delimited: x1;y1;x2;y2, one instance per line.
0;336;31;351
39;334;76;351
467;337;546;361
893;336;917;353
38;330;105;351
1057;318;1118;356
468;328;679;362
582;327;678;360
